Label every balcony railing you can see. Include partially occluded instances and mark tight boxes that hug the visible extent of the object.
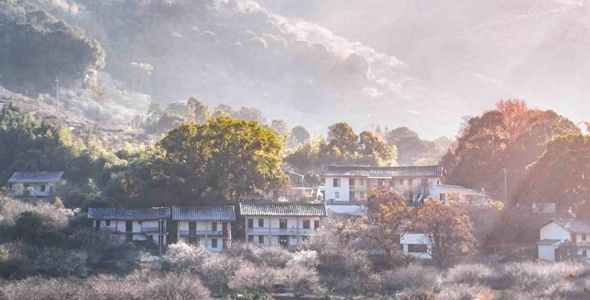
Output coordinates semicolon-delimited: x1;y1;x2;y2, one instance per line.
179;230;225;236
247;228;315;235
99;227;163;235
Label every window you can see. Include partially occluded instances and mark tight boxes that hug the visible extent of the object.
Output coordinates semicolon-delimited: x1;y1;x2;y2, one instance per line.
248;235;254;242
258;235;264;244
105;220;111;226
303;220;310;229
584;234;587;241
360;192;365;199
211;239;218;248
349;191;354;200
408;244;428;253
360;179;364;185
40;185;46;192
223;239;227;249
258;219;264;227
280;219;287;229
421;179;428;186
248;219;253;228
211;222;217;231
378;179;385;186
349;178;355;186
335;192;340;199
584;250;588;257
333;178;340;187
408;179;414;186
314;220;320;230
439;193;446;201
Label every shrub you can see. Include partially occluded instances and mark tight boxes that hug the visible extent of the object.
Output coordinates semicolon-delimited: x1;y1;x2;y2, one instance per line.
436;284;493;300
162;243;209;273
202;253;246;294
228;263;280;294
445;263;496;286
0;243;35;280
0;196;72;228
144;272;210;300
382;264;441;293
286;250;319;269
256;246;293;268
502;261;588;292
1;277;92;300
277;264;324;297
53;197;64;208
8;211;67;248
32;248;88;277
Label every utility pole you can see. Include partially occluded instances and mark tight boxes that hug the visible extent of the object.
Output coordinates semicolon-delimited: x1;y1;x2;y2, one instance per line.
503;168;508;203
55;77;59;117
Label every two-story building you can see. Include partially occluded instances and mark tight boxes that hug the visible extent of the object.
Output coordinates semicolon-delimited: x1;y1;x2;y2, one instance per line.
8;171;64;197
537;218;590;263
88;207;170;248
321;165;444;203
240;203;327;250
172;206;235;252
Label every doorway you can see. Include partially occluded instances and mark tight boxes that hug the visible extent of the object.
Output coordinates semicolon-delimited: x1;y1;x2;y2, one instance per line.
279;235;289;248
188;221;197;244
126;221;133;241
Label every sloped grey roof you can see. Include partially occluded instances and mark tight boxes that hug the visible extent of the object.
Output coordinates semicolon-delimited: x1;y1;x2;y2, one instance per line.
321;165;443;177
536;239;561;246
240;203;327;217
172;206;236;221
88;207;170;220
550;218;590;233
8;171;64;183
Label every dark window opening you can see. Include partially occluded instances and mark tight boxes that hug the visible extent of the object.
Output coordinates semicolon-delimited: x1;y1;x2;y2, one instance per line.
303;220;310;229
408;244;428;253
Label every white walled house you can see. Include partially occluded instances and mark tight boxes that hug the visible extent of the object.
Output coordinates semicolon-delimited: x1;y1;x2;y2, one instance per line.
537;219;590;263
8;171;64;197
400;233;433;259
321;165;443;204
240;203;327;250
431;184;488;205
172;206;235;252
88;207;170;248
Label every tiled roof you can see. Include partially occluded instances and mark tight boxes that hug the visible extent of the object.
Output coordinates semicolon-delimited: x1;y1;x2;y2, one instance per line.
88;207;170;220
8;171;64;183
240;203;327;217
550;218;590;233
536;239;561;246
320;165;443;177
172;206;236;221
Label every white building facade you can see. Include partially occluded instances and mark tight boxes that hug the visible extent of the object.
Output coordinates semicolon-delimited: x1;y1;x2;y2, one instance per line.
8;171;64;197
88;207;170;248
172;206;235;252
537;219;590;263
321;165;444;204
240;203;327;250
400;233;433;259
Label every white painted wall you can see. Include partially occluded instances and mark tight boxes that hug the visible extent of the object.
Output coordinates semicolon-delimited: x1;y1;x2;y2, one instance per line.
13;183;53;197
326;204;365;216
176;220;229;252
245;216;322;247
400;233;433;259
538;244;558;262
95;219;166;245
540;222;571;242
325;176;350;201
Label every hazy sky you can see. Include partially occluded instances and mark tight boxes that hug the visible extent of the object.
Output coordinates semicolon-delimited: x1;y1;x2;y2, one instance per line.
246;0;590;139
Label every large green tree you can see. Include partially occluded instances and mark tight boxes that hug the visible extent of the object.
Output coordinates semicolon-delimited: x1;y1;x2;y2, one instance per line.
518;134;590;216
156;116;288;205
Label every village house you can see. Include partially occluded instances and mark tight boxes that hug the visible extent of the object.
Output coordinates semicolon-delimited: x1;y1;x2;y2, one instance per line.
537;218;590;263
240;203;327;250
8;171;64;197
172;206;235;252
321;165;444;204
88;207;170;248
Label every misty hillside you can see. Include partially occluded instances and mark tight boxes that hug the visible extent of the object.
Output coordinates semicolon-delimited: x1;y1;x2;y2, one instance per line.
1;0;589;138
